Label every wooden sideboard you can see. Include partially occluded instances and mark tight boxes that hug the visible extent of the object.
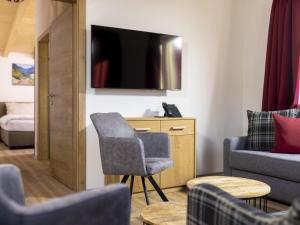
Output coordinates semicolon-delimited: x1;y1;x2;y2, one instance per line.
105;117;196;193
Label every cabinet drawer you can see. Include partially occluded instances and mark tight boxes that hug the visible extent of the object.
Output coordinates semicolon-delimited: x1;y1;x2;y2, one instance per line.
127;120;160;133
161;120;195;135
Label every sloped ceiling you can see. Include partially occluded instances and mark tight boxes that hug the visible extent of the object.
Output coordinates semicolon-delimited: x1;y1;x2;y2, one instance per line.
0;0;35;57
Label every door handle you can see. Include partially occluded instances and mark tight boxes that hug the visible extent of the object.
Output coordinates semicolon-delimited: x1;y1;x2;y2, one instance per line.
48;94;57;106
134;128;151;132
171;126;186;131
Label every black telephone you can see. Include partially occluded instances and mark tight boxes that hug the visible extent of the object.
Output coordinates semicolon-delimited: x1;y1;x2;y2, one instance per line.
162;102;182;118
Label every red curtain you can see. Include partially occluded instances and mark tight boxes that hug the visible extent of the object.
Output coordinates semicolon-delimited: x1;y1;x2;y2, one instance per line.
262;0;300;111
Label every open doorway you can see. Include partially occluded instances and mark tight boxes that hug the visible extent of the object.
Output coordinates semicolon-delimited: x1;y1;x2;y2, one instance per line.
0;0;35;149
0;0;86;206
0;0;73;205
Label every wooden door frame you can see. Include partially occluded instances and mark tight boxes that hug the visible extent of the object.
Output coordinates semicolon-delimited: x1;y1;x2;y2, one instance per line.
36;30;50;161
36;0;86;191
72;0;86;191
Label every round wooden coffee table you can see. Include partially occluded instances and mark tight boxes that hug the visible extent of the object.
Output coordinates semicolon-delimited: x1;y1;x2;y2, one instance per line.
187;176;271;211
141;202;186;225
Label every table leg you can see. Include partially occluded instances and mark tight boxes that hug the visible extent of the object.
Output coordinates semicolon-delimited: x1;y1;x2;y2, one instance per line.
264;197;268;212
259;197;262;209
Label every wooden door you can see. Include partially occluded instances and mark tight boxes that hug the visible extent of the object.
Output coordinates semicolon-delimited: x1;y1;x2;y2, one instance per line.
49;7;74;189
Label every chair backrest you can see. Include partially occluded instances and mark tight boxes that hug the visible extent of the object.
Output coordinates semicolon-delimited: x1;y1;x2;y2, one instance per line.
0;164;25;205
0;164;131;225
0;165;25;225
90;113;147;176
90;113;135;138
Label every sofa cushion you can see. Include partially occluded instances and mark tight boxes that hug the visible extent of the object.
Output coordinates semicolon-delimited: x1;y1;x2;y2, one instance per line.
230;150;300;183
247;108;300;151
272;114;300;154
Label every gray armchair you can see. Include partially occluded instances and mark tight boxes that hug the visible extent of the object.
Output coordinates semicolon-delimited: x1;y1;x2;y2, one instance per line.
0;164;131;225
90;112;173;205
188;183;300;225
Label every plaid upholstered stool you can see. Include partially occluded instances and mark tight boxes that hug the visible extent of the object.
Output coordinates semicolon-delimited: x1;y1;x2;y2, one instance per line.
188;184;299;225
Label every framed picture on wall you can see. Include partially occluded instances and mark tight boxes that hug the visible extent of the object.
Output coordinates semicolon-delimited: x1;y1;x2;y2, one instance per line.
12;63;35;86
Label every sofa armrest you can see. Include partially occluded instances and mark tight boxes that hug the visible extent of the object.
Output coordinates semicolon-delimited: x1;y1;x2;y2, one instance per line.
223;136;247;175
187;184;279;225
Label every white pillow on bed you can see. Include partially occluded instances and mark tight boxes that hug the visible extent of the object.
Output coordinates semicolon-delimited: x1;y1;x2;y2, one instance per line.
5;102;34;115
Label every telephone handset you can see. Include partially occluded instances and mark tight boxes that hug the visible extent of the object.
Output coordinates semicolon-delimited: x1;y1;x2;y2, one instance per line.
162;102;182;118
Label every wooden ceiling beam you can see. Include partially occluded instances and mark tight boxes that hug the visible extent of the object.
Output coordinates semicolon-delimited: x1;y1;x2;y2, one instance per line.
3;0;32;57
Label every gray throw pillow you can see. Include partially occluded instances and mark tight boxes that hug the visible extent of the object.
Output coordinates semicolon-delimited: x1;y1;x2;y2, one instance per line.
247;108;300;151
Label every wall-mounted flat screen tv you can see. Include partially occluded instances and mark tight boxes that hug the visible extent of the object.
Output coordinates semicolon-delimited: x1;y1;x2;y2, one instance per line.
91;25;182;90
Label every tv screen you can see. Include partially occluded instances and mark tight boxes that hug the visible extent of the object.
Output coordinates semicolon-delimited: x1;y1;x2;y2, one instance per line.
91;25;182;90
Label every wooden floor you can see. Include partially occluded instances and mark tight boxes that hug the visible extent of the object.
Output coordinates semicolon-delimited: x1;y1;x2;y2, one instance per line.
0;141;289;225
0;142;72;205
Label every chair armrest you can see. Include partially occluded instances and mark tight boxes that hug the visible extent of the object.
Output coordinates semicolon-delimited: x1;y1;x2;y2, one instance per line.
135;132;170;158
23;184;131;225
187;184;280;225
0;164;25;205
101;137;147;176
223;136;247;175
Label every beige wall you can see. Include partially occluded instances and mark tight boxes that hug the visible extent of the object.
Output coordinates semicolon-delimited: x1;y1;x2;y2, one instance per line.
35;0;274;189
229;0;273;133
86;0;243;188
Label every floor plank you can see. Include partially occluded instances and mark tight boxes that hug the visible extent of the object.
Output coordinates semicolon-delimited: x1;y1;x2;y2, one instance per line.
0;141;289;225
0;142;72;205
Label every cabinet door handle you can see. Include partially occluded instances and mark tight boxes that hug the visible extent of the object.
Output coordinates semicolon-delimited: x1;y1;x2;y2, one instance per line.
134;128;151;132
171;126;186;131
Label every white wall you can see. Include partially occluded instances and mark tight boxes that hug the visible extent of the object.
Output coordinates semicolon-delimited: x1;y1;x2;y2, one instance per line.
86;0;245;189
0;52;34;102
229;0;273;133
35;0;274;189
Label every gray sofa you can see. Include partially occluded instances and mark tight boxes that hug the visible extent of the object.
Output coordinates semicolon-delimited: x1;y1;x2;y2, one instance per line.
224;136;300;204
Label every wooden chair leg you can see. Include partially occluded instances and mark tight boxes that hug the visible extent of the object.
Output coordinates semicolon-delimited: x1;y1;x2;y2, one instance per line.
121;175;129;184
141;176;150;205
148;175;168;202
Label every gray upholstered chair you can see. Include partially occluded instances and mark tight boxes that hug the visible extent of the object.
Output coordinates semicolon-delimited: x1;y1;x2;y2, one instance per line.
0;164;131;225
188;184;299;225
90;112;173;205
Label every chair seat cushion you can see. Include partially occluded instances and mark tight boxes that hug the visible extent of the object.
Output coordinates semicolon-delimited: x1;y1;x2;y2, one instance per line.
145;158;173;175
230;150;300;183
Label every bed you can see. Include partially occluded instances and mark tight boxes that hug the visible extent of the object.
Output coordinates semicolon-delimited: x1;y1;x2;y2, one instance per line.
0;102;35;148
